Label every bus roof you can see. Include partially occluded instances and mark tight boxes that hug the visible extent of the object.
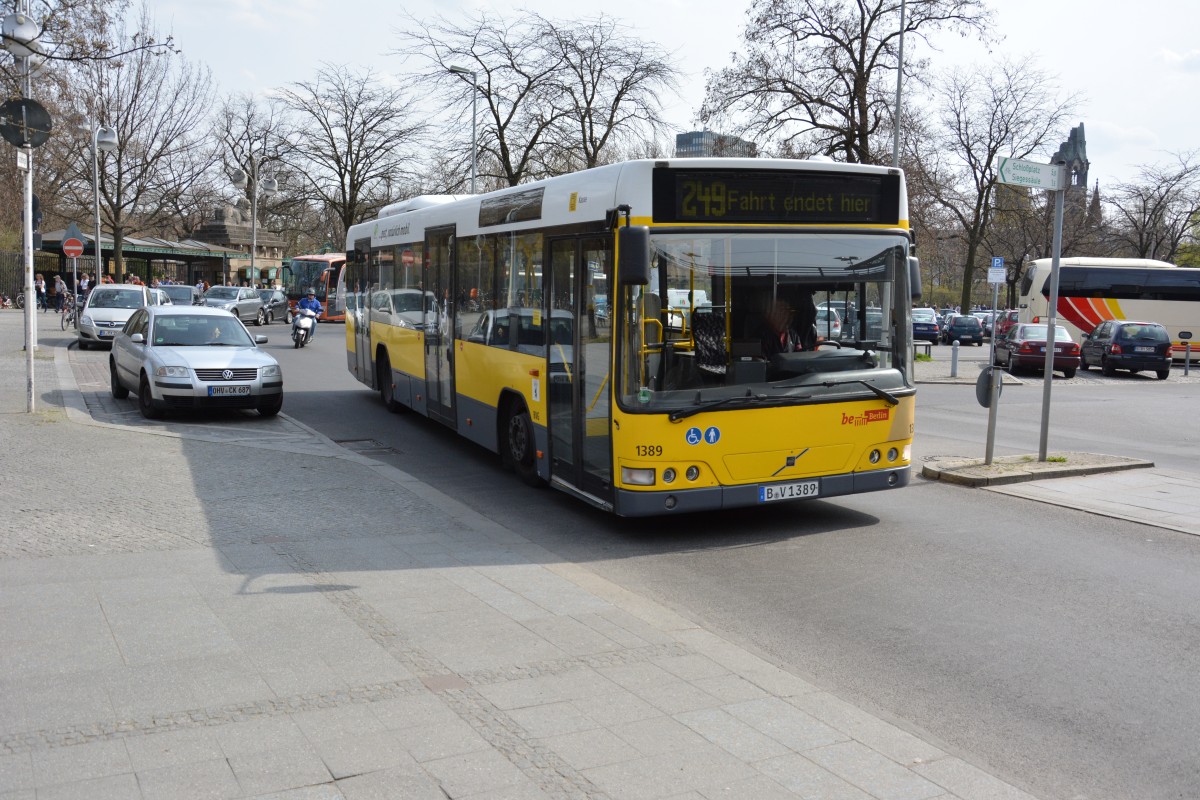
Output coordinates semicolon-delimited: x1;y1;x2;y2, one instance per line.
286;253;345;264
1025;257;1177;270
346;158;910;251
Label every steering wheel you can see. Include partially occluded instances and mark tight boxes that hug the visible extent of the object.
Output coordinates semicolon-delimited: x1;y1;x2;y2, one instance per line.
815;340;842;349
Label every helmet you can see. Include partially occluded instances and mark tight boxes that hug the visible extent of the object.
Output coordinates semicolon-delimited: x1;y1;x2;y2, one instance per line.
306;289;315;296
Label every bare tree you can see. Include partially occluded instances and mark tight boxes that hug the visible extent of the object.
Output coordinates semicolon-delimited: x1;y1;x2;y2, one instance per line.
396;11;566;189
0;0;173;86
53;6;216;278
1105;153;1200;262
540;14;678;171
701;0;991;164
276;64;425;239
917;57;1074;311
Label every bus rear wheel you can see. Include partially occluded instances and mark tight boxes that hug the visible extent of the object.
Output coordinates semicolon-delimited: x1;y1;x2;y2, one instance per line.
504;404;544;487
377;353;402;413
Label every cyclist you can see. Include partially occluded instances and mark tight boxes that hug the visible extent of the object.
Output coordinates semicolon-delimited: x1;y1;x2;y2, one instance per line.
297;289;323;342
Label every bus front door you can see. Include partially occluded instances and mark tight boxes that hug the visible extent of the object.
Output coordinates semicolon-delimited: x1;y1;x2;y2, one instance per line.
548;236;612;502
424;227;456;426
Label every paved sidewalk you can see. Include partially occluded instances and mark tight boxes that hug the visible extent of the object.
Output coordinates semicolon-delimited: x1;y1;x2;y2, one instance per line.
1;311;1054;800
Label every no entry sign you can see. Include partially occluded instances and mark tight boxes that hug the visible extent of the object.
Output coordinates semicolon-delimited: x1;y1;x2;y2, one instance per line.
63;237;84;258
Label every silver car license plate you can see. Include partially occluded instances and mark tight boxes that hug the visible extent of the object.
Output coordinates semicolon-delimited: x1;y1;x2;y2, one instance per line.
760;480;819;502
209;385;251;397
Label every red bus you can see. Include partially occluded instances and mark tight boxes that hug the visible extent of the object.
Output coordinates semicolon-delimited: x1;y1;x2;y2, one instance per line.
283;253;346;321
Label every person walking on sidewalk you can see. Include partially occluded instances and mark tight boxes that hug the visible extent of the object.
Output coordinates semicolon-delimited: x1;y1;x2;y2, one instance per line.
34;273;47;311
53;275;67;312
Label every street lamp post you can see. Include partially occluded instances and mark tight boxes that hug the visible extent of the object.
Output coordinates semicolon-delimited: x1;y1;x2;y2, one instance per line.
230;157;277;286
448;65;477;194
3;1;41;411
88;122;117;286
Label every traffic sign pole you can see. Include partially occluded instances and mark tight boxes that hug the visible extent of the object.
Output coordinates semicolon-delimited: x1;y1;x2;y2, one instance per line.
984;258;1004;465
995;153;1069;462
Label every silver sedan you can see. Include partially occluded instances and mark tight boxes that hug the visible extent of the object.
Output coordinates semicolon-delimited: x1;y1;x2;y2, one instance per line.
109;305;283;419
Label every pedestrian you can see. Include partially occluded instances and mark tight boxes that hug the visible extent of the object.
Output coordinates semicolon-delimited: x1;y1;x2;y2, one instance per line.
53;274;67;312
34;273;47;311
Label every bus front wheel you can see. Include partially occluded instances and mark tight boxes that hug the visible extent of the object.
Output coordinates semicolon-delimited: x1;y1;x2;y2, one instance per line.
504;404;544;487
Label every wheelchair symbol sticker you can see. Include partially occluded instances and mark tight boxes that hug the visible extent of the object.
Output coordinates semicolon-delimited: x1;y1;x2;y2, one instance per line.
685;426;721;445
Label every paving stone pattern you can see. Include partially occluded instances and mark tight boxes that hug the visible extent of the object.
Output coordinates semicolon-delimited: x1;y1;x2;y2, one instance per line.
0;314;1043;799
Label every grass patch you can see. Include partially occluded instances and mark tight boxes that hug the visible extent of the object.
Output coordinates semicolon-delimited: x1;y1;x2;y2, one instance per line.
1047;455;1068;463
915;353;933;362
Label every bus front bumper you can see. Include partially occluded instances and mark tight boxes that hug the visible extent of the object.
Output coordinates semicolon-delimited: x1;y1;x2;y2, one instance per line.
613;466;910;517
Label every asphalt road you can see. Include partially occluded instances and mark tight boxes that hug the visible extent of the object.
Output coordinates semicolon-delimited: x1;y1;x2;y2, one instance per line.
258;326;1200;799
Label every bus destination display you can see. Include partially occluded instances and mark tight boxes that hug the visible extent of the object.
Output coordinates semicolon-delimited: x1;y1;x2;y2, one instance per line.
653;169;901;225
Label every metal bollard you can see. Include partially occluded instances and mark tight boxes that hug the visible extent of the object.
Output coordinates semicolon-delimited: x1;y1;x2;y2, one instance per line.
1186;342;1192;377
950;339;959;378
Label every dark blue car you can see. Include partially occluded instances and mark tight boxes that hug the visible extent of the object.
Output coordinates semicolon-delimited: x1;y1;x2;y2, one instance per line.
942;314;984;345
911;308;940;344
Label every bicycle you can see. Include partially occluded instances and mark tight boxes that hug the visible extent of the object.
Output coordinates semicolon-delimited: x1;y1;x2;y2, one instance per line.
14;292;24;309
61;294;81;330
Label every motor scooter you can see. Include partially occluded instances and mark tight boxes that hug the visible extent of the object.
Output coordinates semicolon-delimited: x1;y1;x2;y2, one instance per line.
292;307;317;348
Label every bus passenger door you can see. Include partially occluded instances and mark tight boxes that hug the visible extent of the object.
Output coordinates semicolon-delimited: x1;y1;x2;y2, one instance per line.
350;240;374;387
424;227;456;426
547;236;613;502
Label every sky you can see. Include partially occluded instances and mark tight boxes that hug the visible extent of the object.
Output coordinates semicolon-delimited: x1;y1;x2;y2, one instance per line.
157;0;1199;190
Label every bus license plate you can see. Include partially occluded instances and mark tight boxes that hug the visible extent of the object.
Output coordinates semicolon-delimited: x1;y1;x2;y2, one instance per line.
209;385;250;397
760;480;819;502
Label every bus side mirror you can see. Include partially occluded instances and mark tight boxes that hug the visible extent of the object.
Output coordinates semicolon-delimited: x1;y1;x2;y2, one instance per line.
618;226;650;286
908;256;922;300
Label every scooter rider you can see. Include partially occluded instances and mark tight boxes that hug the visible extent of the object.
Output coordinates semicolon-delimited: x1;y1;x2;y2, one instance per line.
297;289;322;342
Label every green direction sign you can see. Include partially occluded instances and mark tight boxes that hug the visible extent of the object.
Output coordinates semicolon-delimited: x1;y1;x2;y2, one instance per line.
996;157;1066;190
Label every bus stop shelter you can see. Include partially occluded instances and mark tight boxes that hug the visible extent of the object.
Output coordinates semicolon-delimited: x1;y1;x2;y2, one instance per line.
38;230;246;287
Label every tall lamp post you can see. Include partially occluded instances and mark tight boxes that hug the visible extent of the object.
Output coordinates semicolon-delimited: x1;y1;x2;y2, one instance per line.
448;65;477;194
3;2;42;411
88;122;118;285
230;157;277;285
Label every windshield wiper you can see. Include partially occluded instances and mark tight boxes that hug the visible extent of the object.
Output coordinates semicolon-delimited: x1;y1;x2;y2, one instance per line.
668;392;768;422
819;379;900;406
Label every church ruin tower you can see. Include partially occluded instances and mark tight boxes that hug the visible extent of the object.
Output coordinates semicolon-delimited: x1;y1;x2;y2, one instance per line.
1051;123;1090;196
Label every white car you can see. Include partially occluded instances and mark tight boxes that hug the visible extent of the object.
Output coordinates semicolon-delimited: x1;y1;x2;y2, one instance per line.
109;305;283;419
78;284;153;350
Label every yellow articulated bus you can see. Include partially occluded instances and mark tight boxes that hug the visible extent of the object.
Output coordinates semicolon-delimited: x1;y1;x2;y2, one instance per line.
343;158;920;516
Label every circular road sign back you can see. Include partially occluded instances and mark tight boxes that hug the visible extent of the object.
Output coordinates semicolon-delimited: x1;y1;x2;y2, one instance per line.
63;238;84;258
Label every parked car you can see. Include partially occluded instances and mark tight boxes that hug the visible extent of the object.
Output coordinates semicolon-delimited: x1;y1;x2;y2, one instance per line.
77;283;152;350
1080;320;1172;379
993;322;1080;378
159;284;204;306
911;307;940;344
993;309;1020;340
109;305;283;419
203;286;267;326
149;288;173;306
815;306;842;341
942;314;984;345
258;288;292;324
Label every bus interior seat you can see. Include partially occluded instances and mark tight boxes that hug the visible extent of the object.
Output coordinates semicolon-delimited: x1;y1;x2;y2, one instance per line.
691;310;727;376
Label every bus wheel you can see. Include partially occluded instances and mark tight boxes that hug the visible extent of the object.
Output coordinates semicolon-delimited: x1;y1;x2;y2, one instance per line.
377;353;402;413
504;404;544;487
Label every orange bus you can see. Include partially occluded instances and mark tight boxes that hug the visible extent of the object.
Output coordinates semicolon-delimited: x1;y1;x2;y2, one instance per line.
283;253;346;321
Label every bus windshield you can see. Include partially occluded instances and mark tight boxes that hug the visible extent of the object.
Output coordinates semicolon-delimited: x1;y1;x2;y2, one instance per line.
620;232;909;411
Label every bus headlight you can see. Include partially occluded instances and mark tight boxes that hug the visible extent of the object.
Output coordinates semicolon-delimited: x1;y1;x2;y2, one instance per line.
685;466;700;481
887;447;899;462
869;449;881;464
662;468;676;483
621;467;656;486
